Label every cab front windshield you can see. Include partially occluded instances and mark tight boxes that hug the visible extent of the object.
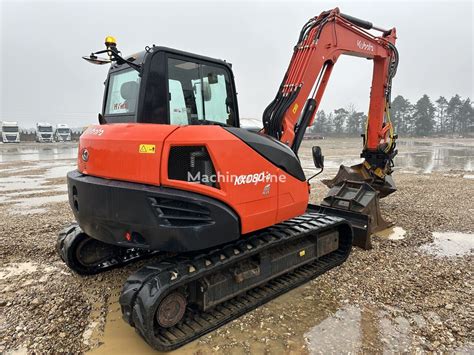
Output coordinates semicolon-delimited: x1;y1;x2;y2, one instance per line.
105;69;140;120
57;128;70;134
3;126;18;133
39;126;53;132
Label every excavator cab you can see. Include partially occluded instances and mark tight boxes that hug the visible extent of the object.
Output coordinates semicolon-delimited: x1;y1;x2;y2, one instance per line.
87;43;240;128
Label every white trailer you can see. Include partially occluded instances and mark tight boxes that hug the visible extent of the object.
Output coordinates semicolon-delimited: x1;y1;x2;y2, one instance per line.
54;123;72;142
36;122;54;143
1;121;20;143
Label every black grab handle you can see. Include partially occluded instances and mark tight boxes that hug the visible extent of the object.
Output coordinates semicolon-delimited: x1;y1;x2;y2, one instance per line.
340;13;373;30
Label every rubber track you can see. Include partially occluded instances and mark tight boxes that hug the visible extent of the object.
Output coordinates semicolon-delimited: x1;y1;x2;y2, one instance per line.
120;213;352;351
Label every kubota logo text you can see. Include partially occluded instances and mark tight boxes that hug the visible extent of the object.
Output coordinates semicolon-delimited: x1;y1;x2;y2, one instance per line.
357;40;374;52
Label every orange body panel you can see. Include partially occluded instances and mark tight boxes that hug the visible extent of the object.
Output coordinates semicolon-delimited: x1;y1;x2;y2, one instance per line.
79;124;178;185
78;124;309;235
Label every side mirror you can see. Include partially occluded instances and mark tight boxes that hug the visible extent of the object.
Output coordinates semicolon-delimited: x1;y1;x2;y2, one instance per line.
82;54;111;65
312;146;324;169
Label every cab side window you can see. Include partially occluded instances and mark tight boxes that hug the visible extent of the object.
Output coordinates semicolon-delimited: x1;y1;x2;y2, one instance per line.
167;58;235;126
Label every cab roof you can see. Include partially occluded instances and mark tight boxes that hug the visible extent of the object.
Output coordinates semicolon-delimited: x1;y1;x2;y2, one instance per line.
110;46;231;71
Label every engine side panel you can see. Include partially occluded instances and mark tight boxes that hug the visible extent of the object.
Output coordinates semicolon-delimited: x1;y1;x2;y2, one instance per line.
162;126;309;234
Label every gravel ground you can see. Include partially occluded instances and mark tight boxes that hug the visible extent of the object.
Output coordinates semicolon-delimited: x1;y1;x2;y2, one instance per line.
0;139;473;353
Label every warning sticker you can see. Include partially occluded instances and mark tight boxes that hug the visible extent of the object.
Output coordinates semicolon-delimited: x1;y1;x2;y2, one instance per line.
139;144;156;154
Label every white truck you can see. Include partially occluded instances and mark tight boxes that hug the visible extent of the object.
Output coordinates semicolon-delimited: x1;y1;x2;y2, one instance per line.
1;121;20;143
36;122;54;143
54;123;72;142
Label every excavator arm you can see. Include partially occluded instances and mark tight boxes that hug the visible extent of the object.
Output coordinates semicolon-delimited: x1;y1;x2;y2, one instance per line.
263;8;399;196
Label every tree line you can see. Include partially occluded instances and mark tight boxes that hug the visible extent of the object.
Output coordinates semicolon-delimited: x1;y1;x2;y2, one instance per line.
308;94;473;136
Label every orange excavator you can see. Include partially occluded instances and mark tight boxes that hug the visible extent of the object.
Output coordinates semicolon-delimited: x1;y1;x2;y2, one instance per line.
57;8;398;350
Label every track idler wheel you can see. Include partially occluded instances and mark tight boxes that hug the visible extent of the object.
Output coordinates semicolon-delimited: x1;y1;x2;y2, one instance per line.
56;224;119;275
156;292;187;328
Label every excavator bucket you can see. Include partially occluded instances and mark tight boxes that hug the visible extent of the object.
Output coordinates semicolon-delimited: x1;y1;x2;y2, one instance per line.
322;163;396;199
312;180;392;249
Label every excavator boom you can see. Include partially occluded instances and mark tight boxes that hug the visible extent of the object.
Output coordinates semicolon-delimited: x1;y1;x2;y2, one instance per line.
263;8;398;196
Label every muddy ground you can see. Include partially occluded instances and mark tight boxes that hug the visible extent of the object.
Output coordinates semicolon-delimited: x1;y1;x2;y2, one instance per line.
0;138;473;354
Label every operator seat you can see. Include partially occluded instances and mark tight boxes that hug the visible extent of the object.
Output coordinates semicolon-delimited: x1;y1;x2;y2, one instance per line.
121;81;139;113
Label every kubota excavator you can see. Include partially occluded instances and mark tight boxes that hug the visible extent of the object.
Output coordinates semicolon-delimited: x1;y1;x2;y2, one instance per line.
57;8;398;350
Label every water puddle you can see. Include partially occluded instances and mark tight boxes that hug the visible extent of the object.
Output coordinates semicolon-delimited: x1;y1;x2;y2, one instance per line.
0;143;77;162
375;226;407;240
305;305;417;354
88;283;341;354
420;232;474;257
87;296;158;355
87;292;224;355
378;311;412;352
7;193;69;215
0;262;38;280
0;160;73;214
0;162;74;191
0;189;51;200
305;305;366;353
87;283;430;354
0;176;49;192
300;139;474;176
395;143;473;173
5;348;28;355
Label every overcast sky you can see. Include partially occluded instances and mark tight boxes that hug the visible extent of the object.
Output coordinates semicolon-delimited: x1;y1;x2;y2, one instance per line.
1;0;472;128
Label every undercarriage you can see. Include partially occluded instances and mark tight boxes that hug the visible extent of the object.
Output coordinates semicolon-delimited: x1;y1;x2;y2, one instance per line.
57;212;352;351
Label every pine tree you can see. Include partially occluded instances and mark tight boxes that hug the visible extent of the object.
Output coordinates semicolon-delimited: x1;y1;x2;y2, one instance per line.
333;108;348;134
459;98;473;134
326;112;334;134
446;94;463;133
390;95;412;134
308;94;471;136
346;104;357;134
347;110;365;134
412;94;435;136
435;96;448;134
313;110;327;134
